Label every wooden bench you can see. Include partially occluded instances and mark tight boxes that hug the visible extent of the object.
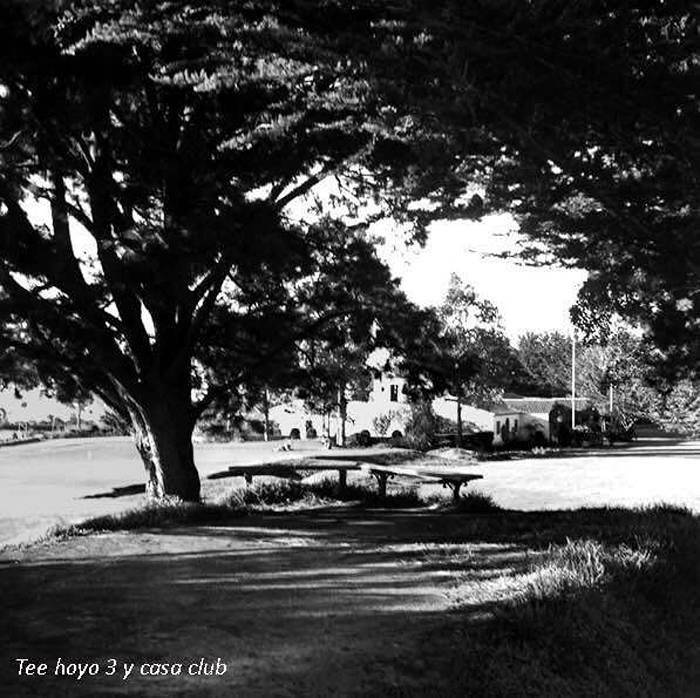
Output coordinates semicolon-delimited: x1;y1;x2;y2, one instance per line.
359;463;483;500
226;459;363;491
225;457;484;501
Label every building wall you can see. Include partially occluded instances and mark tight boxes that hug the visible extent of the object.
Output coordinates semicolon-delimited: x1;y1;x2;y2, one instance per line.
492;411;522;445
267;374;411;439
346;399;410;436
266;379;555;444
432;397;494;432
370;374;408;407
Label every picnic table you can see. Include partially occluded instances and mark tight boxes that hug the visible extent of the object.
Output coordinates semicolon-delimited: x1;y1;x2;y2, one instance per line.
223;456;483;500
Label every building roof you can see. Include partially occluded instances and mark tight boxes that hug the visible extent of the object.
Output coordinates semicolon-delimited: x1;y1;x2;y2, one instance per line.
489;403;526;416
502;397;591;414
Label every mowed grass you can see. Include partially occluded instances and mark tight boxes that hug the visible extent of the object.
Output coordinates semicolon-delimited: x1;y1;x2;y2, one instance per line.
394;504;700;697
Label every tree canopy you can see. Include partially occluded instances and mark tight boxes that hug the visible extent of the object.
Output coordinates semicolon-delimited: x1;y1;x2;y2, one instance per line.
0;0;447;499
401;2;698;374
0;1;696;499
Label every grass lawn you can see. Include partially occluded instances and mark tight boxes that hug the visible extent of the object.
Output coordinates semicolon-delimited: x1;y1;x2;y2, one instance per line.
2;436;698;547
2;478;699;696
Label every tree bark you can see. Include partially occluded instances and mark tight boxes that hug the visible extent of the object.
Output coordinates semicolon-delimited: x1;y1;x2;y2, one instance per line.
456;395;463;448
263;388;270;442
128;394;201;502
338;386;347;448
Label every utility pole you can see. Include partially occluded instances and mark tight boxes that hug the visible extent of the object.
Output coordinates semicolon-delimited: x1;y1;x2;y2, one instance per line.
571;331;576;429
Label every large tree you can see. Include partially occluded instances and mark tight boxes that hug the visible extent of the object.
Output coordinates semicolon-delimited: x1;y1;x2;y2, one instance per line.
0;1;457;500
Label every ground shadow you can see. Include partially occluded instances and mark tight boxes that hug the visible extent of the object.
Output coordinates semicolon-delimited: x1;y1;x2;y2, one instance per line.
1;504;697;696
82;483;146;499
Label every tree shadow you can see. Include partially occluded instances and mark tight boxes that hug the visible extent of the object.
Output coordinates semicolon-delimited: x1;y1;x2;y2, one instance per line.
3;504;696;696
82;483;146;499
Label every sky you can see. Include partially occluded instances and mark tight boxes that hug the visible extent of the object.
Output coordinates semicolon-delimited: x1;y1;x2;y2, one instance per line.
376;213;588;343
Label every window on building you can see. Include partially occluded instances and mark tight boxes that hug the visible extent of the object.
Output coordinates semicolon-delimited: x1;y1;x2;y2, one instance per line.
390;384;399;402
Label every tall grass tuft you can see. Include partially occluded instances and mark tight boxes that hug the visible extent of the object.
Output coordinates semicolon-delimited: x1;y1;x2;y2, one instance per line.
445;490;500;514
429;507;700;697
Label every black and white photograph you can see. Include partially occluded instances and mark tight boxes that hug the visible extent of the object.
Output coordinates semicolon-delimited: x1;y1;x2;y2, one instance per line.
1;1;698;695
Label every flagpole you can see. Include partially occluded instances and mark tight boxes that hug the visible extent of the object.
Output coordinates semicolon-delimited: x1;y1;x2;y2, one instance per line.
571;330;576;429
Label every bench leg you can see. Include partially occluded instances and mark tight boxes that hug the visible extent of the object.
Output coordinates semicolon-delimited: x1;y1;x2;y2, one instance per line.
244;473;253;488
373;472;388;498
337;469;347;496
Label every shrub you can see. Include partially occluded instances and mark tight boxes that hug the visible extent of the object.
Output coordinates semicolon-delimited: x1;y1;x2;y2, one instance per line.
452;491;500;513
303;476;423;507
403;401;439;450
372;412;393;436
357;429;372;446
659;379;700;437
348;429;372;446
226;480;307;506
372;409;406;436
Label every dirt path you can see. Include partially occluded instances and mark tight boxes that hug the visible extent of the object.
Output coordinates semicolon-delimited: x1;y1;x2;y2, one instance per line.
1;507;528;697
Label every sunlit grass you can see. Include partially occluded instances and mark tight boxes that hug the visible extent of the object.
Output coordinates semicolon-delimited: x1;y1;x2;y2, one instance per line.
413;504;700;697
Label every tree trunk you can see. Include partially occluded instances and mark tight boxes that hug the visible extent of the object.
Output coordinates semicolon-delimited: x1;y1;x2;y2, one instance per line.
129;395;201;502
456;395;463;448
263;388;270;442
338;386;347;448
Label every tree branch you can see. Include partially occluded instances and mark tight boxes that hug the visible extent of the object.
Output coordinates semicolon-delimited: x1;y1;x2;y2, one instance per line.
87;134;152;372
273;140;375;210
